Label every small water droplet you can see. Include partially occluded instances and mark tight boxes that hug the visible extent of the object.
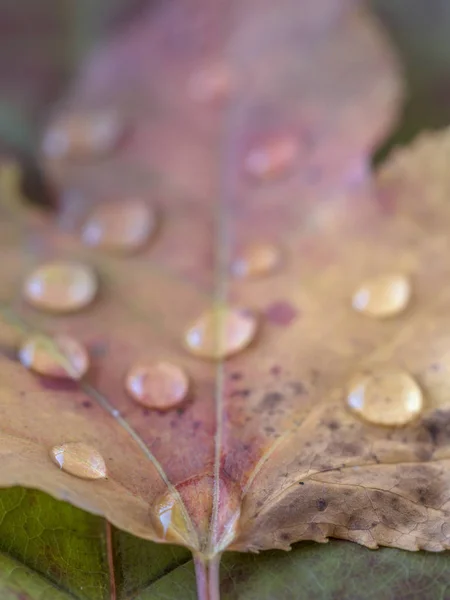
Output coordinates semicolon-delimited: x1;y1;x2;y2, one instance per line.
125;361;189;410
81;198;156;253
23;261;98;313
19;334;89;379
50;442;107;479
188;63;233;104
42;110;123;160
346;369;423;426
244;134;298;182
152;492;189;543
231;243;281;278
352;274;411;318
185;307;257;359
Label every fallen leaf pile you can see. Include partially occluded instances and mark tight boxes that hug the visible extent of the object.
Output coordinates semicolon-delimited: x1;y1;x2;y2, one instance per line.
4;0;450;598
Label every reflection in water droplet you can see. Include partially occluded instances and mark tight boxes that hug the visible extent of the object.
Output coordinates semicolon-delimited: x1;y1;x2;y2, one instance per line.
185;307;257;359
19;334;89;379
346;369;423;426
23;261;98;313
231;243;281;278
152;492;189;543
50;442;107;479
41;110;122;160
81;198;156;253
126;361;189;410
188;63;233;104
352;274;411;318
244;134;298;181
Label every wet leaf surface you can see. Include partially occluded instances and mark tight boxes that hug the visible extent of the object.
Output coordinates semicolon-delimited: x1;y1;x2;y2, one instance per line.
6;0;450;598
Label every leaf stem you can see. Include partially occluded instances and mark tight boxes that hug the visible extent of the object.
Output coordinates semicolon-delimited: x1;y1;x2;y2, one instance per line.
194;553;222;600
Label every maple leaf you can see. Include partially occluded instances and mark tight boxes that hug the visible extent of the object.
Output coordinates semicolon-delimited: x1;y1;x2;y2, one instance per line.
0;0;417;598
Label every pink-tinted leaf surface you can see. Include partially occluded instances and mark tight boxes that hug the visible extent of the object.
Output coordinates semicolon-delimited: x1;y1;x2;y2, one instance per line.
0;1;407;597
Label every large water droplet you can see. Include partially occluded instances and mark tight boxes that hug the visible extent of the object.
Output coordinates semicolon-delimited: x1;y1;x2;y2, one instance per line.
352;274;411;318
41;110;122;160
125;361;189;410
185;307;257;359
24;261;98;313
19;334;89;379
244;134;298;182
346;369;423;426
152;492;193;545
51;442;107;479
231;243;281;278
81;198;156;253
188;63;233;104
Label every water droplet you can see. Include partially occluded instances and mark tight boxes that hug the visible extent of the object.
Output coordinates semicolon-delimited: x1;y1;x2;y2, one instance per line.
188;63;233;104
23;261;98;313
50;442;107;479
185;307;257;359
81;198;155;253
244;134;298;181
152;492;191;544
231;243;281;278
41;110;122;160
346;369;423;426
125;361;189;410
352;274;411;318
19;334;89;379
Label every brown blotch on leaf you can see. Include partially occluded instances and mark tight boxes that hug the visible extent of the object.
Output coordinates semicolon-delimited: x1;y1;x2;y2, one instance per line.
259;392;284;411
316;498;327;511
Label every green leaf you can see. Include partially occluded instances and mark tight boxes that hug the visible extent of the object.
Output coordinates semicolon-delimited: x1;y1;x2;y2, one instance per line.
0;488;449;599
0;488;189;600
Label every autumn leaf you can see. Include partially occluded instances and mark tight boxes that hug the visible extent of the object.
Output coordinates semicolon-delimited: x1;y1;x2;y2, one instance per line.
0;0;430;598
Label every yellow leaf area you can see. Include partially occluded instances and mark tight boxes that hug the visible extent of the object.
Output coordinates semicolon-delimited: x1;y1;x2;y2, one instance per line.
4;0;441;592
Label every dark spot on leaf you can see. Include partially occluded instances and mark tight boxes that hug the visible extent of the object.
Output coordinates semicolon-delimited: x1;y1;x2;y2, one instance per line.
89;340;109;358
264;426;276;434
81;400;92;409
417;488;428;504
38;377;79;392
176;407;185;416
265;301;299;326
327;420;340;431
348;515;372;530
299;481;305;485
422;410;450;445
259;392;284;411
316;498;327;511
288;381;306;395
280;532;290;541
